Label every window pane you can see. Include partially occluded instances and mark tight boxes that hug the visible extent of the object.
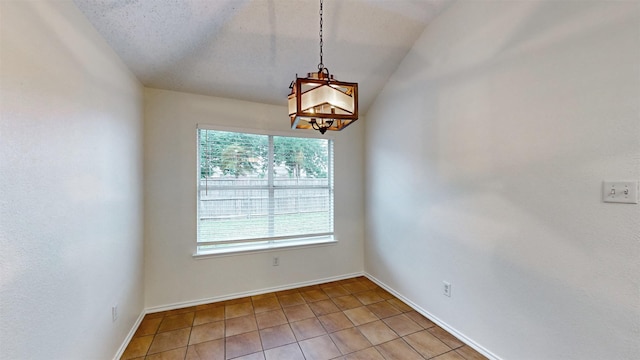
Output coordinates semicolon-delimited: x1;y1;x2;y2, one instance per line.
198;189;270;242
273;136;328;186
273;188;333;236
197;129;333;248
199;130;268;179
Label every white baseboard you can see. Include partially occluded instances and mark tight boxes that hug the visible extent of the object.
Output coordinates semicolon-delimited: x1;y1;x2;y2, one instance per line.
364;272;501;360
113;310;145;360
145;271;364;314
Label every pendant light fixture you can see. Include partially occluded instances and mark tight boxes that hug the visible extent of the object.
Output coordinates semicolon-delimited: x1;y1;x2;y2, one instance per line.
288;0;359;134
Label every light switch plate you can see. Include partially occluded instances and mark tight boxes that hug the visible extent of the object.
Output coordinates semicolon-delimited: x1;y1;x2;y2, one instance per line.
603;181;638;204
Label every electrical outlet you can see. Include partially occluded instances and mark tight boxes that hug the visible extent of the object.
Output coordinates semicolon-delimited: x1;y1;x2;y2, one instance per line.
443;281;451;297
112;305;118;322
272;256;279;266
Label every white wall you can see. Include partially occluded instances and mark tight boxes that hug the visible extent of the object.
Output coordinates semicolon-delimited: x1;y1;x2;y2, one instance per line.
0;1;144;359
144;88;364;308
365;2;640;360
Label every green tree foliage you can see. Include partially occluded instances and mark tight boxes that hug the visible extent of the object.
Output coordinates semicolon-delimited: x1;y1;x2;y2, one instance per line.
274;136;328;178
199;130;328;179
200;130;268;178
220;144;253;178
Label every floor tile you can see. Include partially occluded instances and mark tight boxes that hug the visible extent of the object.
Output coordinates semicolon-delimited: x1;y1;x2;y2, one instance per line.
147;327;191;355
277;292;306;307
301;289;330;303
189;320;225;345
353;290;384;305
145;311;169;319
186;339;224;359
134;317;162;337
341;346;386;360
264;343;305;360
375;338;424;360
255;309;288;329
252;292;276;300
299;334;342;360
297;284;321;292
366;301;402;319
332;295;363;311
276;288;299;296
193;307;224;326
158;312;195;333
282;304;315;322
428;326;465;349
317;312;354;333
405;310;435;329
403;330;451;358
232;352;265;360
343;306;379;326
225;331;262;359
121;334;154;359
252;297;281;313
165;307;198;317
358;278;379;290
432;351;467;360
145;346;187;360
319;280;341;288
185;346;199;360
225;302;254;319
322;285;350;298
357;320;398;345
226;315;258;337
224;297;252;306
341;282;368;294
195;302;224;311
290;317;327;341
374;288;395;300
329;327;372;355
386;298;413;312
308;299;340;316
456;345;488;360
259;323;296;350
382;314;422;336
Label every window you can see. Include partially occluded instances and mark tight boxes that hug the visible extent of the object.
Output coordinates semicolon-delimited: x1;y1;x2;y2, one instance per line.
197;128;334;255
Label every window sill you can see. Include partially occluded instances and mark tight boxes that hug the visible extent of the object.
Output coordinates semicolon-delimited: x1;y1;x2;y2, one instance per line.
193;236;337;259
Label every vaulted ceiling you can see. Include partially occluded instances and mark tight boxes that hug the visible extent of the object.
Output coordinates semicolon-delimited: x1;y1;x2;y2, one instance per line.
74;0;451;113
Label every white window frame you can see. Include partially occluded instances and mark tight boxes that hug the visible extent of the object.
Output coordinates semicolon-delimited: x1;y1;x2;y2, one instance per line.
194;124;337;257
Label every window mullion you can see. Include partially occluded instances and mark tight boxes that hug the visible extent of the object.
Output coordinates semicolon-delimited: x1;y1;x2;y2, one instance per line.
268;136;275;239
328;140;334;232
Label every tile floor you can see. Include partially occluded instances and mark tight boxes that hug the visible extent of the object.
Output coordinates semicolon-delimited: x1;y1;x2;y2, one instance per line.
121;276;487;360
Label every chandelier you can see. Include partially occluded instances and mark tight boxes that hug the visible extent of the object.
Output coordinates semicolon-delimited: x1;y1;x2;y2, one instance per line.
288;0;359;134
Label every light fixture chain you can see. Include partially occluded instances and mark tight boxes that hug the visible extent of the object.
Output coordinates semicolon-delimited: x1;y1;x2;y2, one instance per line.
318;0;324;71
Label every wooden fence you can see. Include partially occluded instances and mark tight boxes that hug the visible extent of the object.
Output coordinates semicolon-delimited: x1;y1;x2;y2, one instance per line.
198;178;331;220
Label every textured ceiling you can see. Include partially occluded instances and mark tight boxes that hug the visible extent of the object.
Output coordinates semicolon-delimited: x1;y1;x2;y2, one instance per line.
74;0;452;113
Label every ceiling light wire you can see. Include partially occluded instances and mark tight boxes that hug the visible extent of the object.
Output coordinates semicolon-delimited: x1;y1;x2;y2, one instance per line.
318;0;324;71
